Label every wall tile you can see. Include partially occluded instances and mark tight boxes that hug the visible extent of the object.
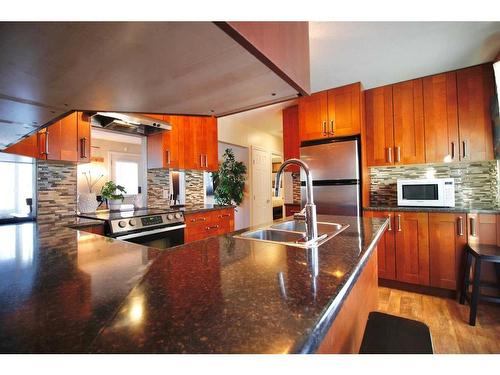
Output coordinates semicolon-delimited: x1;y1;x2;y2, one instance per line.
147;168;170;209
185;170;204;206
292;172;301;204
370;161;499;208
37;161;77;224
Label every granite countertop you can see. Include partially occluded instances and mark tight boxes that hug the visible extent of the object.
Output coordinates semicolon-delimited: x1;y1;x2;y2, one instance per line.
365;205;500;214
180;204;235;214
0;215;387;353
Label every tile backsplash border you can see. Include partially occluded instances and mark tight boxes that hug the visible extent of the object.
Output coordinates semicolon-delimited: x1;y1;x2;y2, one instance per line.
369;160;499;208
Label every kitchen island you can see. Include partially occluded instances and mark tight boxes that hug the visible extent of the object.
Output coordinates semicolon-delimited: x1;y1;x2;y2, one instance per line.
0;214;387;353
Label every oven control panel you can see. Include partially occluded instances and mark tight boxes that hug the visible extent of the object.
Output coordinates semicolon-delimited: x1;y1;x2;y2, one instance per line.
109;212;184;235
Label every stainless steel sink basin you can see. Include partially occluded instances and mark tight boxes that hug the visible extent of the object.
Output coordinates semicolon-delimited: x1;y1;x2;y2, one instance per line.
234;220;349;248
270;220;345;234
239;229;305;243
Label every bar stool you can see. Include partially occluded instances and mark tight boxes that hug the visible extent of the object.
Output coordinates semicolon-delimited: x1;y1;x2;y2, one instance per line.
359;312;434;354
459;243;500;326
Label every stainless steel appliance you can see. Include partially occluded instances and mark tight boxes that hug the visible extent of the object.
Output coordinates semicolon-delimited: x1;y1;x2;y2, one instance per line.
397;178;455;207
300;137;361;216
90;112;171;136
79;208;185;249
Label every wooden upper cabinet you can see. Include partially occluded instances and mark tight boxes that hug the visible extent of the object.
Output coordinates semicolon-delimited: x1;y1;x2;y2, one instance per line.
364;86;394;166
429;213;467;290
282;105;300;172
3;132;39;158
457;64;494;162
77;111;91;163
183;116;209;171
395;211;430;286
299;83;361;142
299;91;328;141
393;79;426;164
423;72;459;163
204;117;218;172
327;82;361;137
39;112;78;162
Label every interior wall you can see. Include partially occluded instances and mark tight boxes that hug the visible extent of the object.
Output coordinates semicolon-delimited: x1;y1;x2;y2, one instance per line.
218;142;250;230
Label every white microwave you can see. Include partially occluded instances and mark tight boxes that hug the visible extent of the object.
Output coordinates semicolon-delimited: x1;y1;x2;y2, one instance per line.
397;178;455;207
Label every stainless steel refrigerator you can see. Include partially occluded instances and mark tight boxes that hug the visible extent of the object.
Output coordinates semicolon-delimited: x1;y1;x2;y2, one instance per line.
300;137;361;216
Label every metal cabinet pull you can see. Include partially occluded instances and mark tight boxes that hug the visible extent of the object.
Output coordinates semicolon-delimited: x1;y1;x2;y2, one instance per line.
462;140;468;160
395;146;401;163
166;149;171;165
205;154;208;168
45;131;50;156
387;214;392;231
80;137;87;159
200;154;204;167
191;217;207;222
218;214;231;218
322;121;327;136
330;120;335;135
451;142;455;160
206;225;219;230
457;216;464;236
387;147;393;163
396;214;401;232
469;217;476;236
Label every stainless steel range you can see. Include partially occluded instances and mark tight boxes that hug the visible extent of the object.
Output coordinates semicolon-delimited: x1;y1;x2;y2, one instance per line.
79;208;185;249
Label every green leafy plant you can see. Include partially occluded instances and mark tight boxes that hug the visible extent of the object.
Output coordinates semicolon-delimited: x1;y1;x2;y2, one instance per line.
212;148;247;206
100;181;126;201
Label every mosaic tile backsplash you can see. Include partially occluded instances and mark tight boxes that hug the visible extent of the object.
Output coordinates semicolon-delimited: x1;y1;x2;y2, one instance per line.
370;161;500;208
147;168;170;209
37;161;78;224
292;172;301;204
185;170;204;206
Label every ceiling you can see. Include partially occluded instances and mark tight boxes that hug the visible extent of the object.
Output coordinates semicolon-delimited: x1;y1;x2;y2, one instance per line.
309;22;500;91
0;22;298;149
220;100;297;138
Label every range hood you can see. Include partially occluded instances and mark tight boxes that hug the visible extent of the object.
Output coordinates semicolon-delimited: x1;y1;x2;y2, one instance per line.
90;112;171;136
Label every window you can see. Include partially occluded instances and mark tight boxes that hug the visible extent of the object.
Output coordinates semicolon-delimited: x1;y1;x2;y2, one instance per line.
110;153;142;196
0;159;35;217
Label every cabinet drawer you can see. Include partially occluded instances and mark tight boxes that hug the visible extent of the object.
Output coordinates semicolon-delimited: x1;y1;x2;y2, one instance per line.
214;209;234;233
185;212;214;234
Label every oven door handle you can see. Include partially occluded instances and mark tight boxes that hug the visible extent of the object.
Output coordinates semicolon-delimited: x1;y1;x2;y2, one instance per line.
115;224;186;240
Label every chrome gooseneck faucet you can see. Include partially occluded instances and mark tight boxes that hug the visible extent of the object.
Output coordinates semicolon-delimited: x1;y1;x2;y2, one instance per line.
274;158;318;242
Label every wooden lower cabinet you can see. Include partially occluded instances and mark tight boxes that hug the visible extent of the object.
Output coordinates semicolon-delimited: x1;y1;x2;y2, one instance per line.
394;212;430;286
285;204;301;217
184;208;235;243
363;210;396;280
429;213;467;290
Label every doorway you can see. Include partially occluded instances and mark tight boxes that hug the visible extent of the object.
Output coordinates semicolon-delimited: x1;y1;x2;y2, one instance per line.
251;145;272;226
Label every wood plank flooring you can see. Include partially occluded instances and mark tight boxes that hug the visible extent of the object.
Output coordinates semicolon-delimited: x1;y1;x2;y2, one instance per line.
377;286;500;353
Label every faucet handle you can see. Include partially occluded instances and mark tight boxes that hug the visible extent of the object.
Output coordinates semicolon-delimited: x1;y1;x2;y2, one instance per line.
293;207;307;221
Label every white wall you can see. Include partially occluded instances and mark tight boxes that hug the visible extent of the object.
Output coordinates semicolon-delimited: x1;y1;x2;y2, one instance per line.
218;142;250;230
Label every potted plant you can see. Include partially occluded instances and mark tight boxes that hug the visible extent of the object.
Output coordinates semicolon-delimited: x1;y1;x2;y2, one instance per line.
212;148;247;206
101;181;127;211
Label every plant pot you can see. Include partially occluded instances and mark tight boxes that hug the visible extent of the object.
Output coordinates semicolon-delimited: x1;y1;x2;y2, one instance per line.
78;192;99;213
108;199;123;211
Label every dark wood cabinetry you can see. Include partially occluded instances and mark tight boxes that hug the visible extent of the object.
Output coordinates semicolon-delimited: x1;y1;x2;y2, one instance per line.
429;213;467;290
77;111;91;163
394;212;430;286
456;64;495;162
392;79;426;165
364;210;396;280
299;83;361;142
285;204;301;217
423;72;459;163
184;208;235;243
147;115;185;169
3;132;39;158
364;85;394;166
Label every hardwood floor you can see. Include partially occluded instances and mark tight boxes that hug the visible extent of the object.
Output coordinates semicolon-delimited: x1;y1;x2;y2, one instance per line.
377;286;500;353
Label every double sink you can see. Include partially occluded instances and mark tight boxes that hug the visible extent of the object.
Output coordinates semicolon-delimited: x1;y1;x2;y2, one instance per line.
234;220;349;248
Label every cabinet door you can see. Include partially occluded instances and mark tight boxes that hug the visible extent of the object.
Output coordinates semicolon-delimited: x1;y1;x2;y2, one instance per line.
395;211;430;285
3;132;39;158
423;72;459;163
429;213;467;290
215;208;235;234
364;210;396;280
164;115;185;170
57;112;78;162
327;82;361;137
204;117;218;172
282;105;300;172
77;111;91;163
298;91;328;141
457;64;495;162
393;79;426;164
183;116;205;170
364;86;394;166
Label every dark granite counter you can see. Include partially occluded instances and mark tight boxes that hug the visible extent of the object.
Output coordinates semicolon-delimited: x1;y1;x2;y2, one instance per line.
365;205;500;214
180;204;235;214
0;215;387;353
